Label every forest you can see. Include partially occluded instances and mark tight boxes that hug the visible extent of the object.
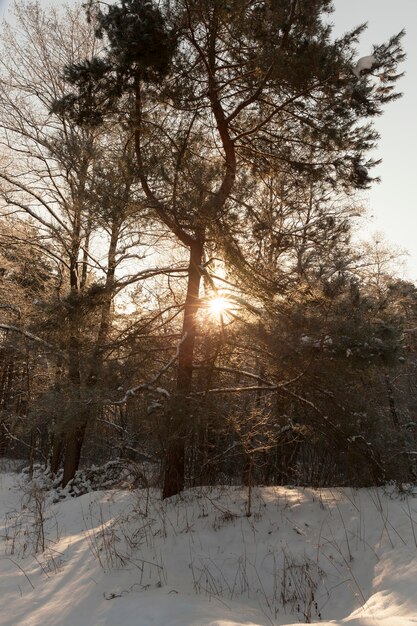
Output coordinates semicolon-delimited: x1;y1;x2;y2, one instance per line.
0;0;415;500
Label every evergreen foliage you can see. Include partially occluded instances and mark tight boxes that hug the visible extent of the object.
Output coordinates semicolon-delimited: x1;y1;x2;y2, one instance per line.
0;1;413;495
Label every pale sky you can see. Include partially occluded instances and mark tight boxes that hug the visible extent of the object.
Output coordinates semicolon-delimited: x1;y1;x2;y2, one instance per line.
1;0;416;279
333;0;417;280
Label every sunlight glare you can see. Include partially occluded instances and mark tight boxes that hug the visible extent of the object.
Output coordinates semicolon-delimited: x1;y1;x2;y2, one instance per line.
208;296;229;316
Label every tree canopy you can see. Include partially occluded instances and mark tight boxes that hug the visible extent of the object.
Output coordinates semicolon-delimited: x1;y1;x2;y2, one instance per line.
0;0;412;497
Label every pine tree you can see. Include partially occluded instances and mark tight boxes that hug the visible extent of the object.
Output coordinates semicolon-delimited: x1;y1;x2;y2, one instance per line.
58;0;405;497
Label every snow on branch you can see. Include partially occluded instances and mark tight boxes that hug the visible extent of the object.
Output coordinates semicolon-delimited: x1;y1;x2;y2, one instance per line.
109;332;188;405
194;365;275;387
353;55;376;78
195;384;278;395
193;369;307;396
2;422;41;455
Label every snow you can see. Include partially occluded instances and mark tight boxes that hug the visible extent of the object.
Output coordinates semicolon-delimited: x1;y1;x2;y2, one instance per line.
353;55;376;78
1;468;417;626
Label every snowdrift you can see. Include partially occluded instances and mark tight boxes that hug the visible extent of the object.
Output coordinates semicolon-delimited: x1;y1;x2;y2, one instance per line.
1;470;417;626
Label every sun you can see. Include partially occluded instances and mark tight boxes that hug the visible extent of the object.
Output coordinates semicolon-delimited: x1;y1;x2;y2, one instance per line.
207;296;229;317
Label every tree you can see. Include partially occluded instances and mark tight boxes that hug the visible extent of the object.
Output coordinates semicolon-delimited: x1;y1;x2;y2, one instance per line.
0;2;154;485
58;0;404;496
0;217;56;463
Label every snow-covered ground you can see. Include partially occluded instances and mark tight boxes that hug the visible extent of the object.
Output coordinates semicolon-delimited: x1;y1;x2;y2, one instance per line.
1;466;417;626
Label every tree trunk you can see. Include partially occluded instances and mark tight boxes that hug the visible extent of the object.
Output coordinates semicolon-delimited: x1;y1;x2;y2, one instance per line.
385;371;400;428
50;431;63;475
61;326;82;487
162;238;204;498
61;218;120;487
62;422;86;487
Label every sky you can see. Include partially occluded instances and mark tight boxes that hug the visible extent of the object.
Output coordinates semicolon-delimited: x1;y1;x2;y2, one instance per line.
332;0;417;280
0;0;416;279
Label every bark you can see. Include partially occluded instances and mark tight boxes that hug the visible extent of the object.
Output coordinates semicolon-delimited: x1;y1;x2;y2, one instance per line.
62;423;86;487
385;371;400;428
50;432;63;475
162;238;204;498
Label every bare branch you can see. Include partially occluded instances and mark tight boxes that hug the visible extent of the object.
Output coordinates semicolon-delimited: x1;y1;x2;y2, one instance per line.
0;324;66;358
